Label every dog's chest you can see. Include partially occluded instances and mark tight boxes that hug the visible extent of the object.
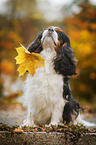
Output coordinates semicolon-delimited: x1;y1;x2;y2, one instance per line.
34;48;64;101
24;48;64;123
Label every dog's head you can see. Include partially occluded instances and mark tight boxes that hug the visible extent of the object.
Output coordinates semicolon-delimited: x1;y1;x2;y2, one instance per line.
41;26;62;50
27;26;77;76
27;26;70;52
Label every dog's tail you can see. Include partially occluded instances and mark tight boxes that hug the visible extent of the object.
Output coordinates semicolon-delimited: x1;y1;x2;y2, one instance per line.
73;113;96;127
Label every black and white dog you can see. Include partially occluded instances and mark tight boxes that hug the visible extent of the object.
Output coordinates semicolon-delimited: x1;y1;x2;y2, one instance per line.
22;26;95;127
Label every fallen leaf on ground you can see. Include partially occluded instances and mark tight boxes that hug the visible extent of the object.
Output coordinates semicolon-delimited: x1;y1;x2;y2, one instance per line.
58;124;68;128
14;127;23;133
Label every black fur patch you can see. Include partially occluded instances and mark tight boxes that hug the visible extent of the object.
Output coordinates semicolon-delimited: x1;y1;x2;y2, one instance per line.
27;33;43;53
63;77;82;124
56;31;70;46
54;31;77;76
63;98;80;124
63;77;72;101
54;44;76;76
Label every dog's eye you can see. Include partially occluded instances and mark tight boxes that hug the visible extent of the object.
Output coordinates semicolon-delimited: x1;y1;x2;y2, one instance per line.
48;28;54;32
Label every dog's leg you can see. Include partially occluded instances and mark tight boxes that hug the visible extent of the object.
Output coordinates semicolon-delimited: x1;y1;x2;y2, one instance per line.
48;102;64;126
22;109;37;127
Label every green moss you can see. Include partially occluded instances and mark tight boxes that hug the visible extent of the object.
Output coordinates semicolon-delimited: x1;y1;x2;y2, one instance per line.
0;122;96;144
0;122;19;132
0;122;95;134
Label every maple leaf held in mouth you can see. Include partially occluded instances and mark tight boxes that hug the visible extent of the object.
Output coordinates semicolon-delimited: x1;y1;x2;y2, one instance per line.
15;45;45;76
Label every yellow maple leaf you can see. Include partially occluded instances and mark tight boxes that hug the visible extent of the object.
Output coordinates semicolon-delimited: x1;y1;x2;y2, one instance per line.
15;46;45;76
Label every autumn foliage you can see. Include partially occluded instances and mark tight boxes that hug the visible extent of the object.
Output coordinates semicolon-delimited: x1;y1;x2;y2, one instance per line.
0;0;96;104
63;2;96;103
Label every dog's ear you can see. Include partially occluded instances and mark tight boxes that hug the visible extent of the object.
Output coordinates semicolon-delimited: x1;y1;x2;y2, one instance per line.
27;32;43;53
54;32;77;76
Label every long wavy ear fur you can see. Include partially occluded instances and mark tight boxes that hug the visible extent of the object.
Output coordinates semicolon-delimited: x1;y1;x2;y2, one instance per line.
27;33;43;53
54;42;77;76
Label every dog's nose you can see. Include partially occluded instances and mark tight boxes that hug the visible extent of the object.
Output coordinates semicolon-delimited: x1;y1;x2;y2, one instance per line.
48;28;54;34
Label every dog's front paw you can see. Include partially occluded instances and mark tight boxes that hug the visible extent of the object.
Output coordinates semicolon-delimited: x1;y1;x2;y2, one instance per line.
21;120;37;127
48;121;59;127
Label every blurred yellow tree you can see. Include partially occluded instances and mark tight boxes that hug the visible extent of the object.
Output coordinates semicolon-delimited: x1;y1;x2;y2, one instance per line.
0;0;42;76
0;0;96;103
0;0;43;97
64;1;96;103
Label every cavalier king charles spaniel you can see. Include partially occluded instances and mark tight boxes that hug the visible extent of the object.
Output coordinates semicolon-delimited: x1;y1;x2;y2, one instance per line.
22;26;95;127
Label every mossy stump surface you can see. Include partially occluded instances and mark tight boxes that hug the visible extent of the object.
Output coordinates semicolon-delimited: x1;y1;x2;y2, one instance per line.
0;123;96;145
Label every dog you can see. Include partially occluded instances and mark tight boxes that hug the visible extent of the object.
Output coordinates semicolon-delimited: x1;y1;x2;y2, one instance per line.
22;26;95;127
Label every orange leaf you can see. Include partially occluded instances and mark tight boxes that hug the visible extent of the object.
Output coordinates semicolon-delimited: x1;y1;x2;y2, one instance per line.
14;127;23;133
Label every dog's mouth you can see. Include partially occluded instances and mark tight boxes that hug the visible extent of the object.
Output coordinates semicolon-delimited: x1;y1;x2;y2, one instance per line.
41;32;57;46
49;35;57;46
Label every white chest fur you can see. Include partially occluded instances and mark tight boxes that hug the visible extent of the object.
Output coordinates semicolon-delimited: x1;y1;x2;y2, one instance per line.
23;48;65;125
